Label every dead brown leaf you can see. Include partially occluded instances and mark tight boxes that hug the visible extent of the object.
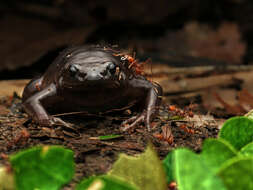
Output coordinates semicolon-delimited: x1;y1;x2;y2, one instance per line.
213;92;246;115
185;22;246;64
238;89;253;111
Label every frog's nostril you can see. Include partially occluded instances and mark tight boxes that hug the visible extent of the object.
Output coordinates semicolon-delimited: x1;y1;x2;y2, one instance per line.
78;72;87;78
100;70;107;77
107;62;116;75
69;64;79;77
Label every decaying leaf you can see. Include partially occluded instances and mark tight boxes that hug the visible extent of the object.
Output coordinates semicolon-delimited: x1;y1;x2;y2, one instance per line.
213;92;246;115
108;144;167;190
185;22;246;64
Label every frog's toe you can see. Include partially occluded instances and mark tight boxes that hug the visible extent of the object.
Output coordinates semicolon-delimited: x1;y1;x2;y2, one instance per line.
50;117;72;128
36;115;55;126
38;116;71;128
121;113;145;131
38;118;54;126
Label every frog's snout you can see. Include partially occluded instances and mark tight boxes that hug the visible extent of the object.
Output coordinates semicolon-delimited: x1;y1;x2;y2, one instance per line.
84;71;104;81
84;66;111;81
83;63;116;81
68;60;118;82
69;64;105;81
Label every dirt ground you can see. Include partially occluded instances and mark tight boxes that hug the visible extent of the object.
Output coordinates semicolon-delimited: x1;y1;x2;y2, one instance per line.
0;89;222;188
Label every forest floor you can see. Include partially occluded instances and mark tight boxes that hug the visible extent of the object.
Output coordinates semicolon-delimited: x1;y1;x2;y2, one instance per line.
0;84;222;188
0;12;253;189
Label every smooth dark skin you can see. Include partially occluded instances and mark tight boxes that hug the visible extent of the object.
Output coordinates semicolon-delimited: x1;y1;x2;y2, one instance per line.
22;46;163;131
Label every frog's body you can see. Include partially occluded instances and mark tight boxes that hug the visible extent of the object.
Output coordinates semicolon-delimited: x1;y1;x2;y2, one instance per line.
22;46;162;130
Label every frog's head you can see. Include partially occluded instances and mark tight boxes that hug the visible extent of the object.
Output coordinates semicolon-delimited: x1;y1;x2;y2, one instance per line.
59;47;127;89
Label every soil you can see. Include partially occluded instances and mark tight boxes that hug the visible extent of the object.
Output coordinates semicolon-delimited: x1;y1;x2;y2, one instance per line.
0;92;221;188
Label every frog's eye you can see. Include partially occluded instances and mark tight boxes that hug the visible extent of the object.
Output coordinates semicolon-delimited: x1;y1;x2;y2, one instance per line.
107;62;116;75
69;64;79;76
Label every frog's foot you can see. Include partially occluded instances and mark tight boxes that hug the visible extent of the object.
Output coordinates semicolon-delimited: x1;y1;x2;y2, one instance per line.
38;116;72;129
121;112;151;131
37;116;79;136
51;117;72;128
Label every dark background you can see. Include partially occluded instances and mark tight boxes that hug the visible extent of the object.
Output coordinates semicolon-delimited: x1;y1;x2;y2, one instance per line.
0;0;252;79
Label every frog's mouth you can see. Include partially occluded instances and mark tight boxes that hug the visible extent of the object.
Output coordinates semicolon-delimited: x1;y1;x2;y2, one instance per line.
60;77;121;90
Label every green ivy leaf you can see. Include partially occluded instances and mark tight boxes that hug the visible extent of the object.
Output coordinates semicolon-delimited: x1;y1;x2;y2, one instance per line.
219;116;253;150
218;157;253;190
10;146;74;190
173;148;226;190
162;152;175;183
201;138;238;173
239;142;253;156
75;175;138;190
108;143;167;190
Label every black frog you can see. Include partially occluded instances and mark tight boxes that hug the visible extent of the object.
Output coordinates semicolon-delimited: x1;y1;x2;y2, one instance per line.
22;46;163;130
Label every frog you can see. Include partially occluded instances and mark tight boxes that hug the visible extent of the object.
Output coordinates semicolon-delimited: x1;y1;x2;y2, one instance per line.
22;45;163;131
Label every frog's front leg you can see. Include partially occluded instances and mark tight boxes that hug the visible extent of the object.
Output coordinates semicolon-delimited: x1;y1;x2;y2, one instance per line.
122;78;163;131
22;83;67;127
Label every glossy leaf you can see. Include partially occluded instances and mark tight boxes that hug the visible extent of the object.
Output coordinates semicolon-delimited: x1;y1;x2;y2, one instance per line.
219;116;253;150
173;148;226;190
10;146;74;190
239;142;253;156
218;157;253;190
162;152;175;183
201;138;237;172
